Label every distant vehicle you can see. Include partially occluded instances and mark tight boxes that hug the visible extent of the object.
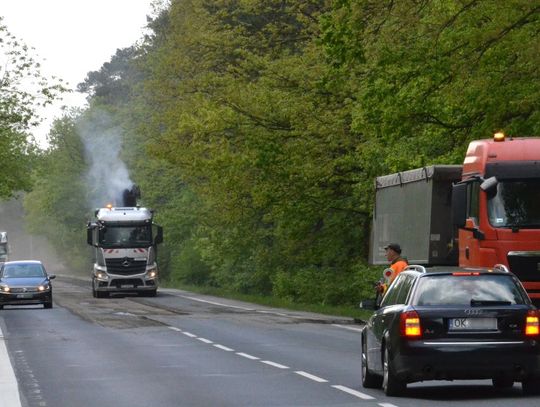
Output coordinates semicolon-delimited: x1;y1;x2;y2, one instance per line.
87;186;163;298
0;260;55;309
0;231;8;263
360;265;540;396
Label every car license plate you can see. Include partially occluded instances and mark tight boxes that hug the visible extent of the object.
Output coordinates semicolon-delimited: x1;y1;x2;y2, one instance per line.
449;317;497;331
16;294;33;299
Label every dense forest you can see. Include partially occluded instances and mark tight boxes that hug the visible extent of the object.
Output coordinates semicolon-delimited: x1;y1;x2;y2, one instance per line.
2;1;540;306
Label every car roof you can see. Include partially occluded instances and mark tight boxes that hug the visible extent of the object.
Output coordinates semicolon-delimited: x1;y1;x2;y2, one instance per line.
402;264;512;277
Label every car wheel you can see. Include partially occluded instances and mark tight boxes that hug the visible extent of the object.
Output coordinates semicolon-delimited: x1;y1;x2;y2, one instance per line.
522;376;540;395
382;346;406;396
492;376;514;389
362;336;382;388
44;301;53;309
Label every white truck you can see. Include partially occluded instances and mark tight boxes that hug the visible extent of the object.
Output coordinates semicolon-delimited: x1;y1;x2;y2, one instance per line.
86;188;163;298
0;231;8;264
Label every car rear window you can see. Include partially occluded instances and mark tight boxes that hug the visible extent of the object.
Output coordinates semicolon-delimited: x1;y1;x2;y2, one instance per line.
414;274;527;306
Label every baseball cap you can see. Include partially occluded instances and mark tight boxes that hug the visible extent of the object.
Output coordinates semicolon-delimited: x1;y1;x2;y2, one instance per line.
384;243;401;254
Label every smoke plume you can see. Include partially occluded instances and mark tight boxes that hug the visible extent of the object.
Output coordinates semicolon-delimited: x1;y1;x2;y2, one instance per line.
77;110;134;209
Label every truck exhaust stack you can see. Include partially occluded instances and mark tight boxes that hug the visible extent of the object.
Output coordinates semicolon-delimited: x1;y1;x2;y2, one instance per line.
122;185;141;207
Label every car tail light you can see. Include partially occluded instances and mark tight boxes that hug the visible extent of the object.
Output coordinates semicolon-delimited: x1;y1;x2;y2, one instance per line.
525;310;540;336
400;310;422;338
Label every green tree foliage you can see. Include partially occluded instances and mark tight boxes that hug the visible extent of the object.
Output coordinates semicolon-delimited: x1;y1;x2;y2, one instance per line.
0;17;66;197
23;113;89;270
23;0;540;306
321;0;540;174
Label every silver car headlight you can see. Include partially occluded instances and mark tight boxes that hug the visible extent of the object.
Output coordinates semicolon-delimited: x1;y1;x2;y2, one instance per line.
0;285;10;293
38;284;50;292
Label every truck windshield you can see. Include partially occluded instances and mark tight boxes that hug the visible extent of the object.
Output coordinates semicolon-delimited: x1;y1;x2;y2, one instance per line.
99;225;152;248
487;180;540;228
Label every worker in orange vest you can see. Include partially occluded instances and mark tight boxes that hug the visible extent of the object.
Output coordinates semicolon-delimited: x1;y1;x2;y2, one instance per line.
384;243;408;284
374;243;408;305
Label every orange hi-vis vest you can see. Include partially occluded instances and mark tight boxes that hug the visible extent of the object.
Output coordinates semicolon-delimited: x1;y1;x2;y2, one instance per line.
389;257;408;284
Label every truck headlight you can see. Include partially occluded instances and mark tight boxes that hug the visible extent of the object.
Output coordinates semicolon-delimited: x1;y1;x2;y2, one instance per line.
146;268;158;279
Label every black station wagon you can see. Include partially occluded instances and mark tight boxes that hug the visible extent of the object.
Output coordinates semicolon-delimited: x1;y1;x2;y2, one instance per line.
361;265;540;396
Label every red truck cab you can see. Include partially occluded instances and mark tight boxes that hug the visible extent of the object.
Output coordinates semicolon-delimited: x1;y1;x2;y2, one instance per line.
453;134;540;299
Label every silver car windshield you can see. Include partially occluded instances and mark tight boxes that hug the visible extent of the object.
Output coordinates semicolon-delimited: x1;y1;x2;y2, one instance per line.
2;264;46;278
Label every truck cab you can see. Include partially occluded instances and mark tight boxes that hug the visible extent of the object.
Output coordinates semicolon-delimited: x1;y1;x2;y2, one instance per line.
453;134;540;300
87;206;163;298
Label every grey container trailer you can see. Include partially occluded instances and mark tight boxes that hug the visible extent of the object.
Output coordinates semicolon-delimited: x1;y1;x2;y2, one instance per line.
370;165;463;266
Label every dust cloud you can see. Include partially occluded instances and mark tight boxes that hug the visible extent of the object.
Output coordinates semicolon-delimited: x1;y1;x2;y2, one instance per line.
0;197;69;275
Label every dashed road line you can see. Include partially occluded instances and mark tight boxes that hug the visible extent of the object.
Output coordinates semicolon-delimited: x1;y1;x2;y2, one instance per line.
214;344;234;351
295;371;328;383
332;385;375;400
261;360;289;369
167;326;390;405
236;352;259;360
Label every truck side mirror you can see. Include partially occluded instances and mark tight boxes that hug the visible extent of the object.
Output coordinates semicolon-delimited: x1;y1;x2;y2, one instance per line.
86;228;94;246
480;176;498;199
154;226;163;244
451;183;467;228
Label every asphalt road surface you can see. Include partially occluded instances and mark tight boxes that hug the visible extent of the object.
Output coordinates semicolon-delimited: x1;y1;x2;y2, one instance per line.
1;274;539;407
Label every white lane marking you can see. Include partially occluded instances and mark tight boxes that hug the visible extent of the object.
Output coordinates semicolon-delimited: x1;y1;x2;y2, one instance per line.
168;327;182;332
182;332;197;338
332;324;364;333
197;337;213;344
378;403;399;407
236;352;259;360
214;344;234;352
295;371;328;383
0;326;23;407
261;360;289;369
179;296;254;311
332;385;375;400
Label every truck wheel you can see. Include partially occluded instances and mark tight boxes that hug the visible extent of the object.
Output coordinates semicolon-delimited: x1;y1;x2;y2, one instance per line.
362;335;382;388
382;347;406;396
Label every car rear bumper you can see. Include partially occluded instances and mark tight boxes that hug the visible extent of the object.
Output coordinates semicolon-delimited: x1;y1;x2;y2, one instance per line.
393;339;540;383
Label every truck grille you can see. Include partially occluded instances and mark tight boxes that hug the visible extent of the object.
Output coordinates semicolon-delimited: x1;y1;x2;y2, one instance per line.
507;252;540;282
105;258;147;276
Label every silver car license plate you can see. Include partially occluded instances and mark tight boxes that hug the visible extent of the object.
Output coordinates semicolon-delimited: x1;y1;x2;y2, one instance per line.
449;317;497;331
16;293;33;299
